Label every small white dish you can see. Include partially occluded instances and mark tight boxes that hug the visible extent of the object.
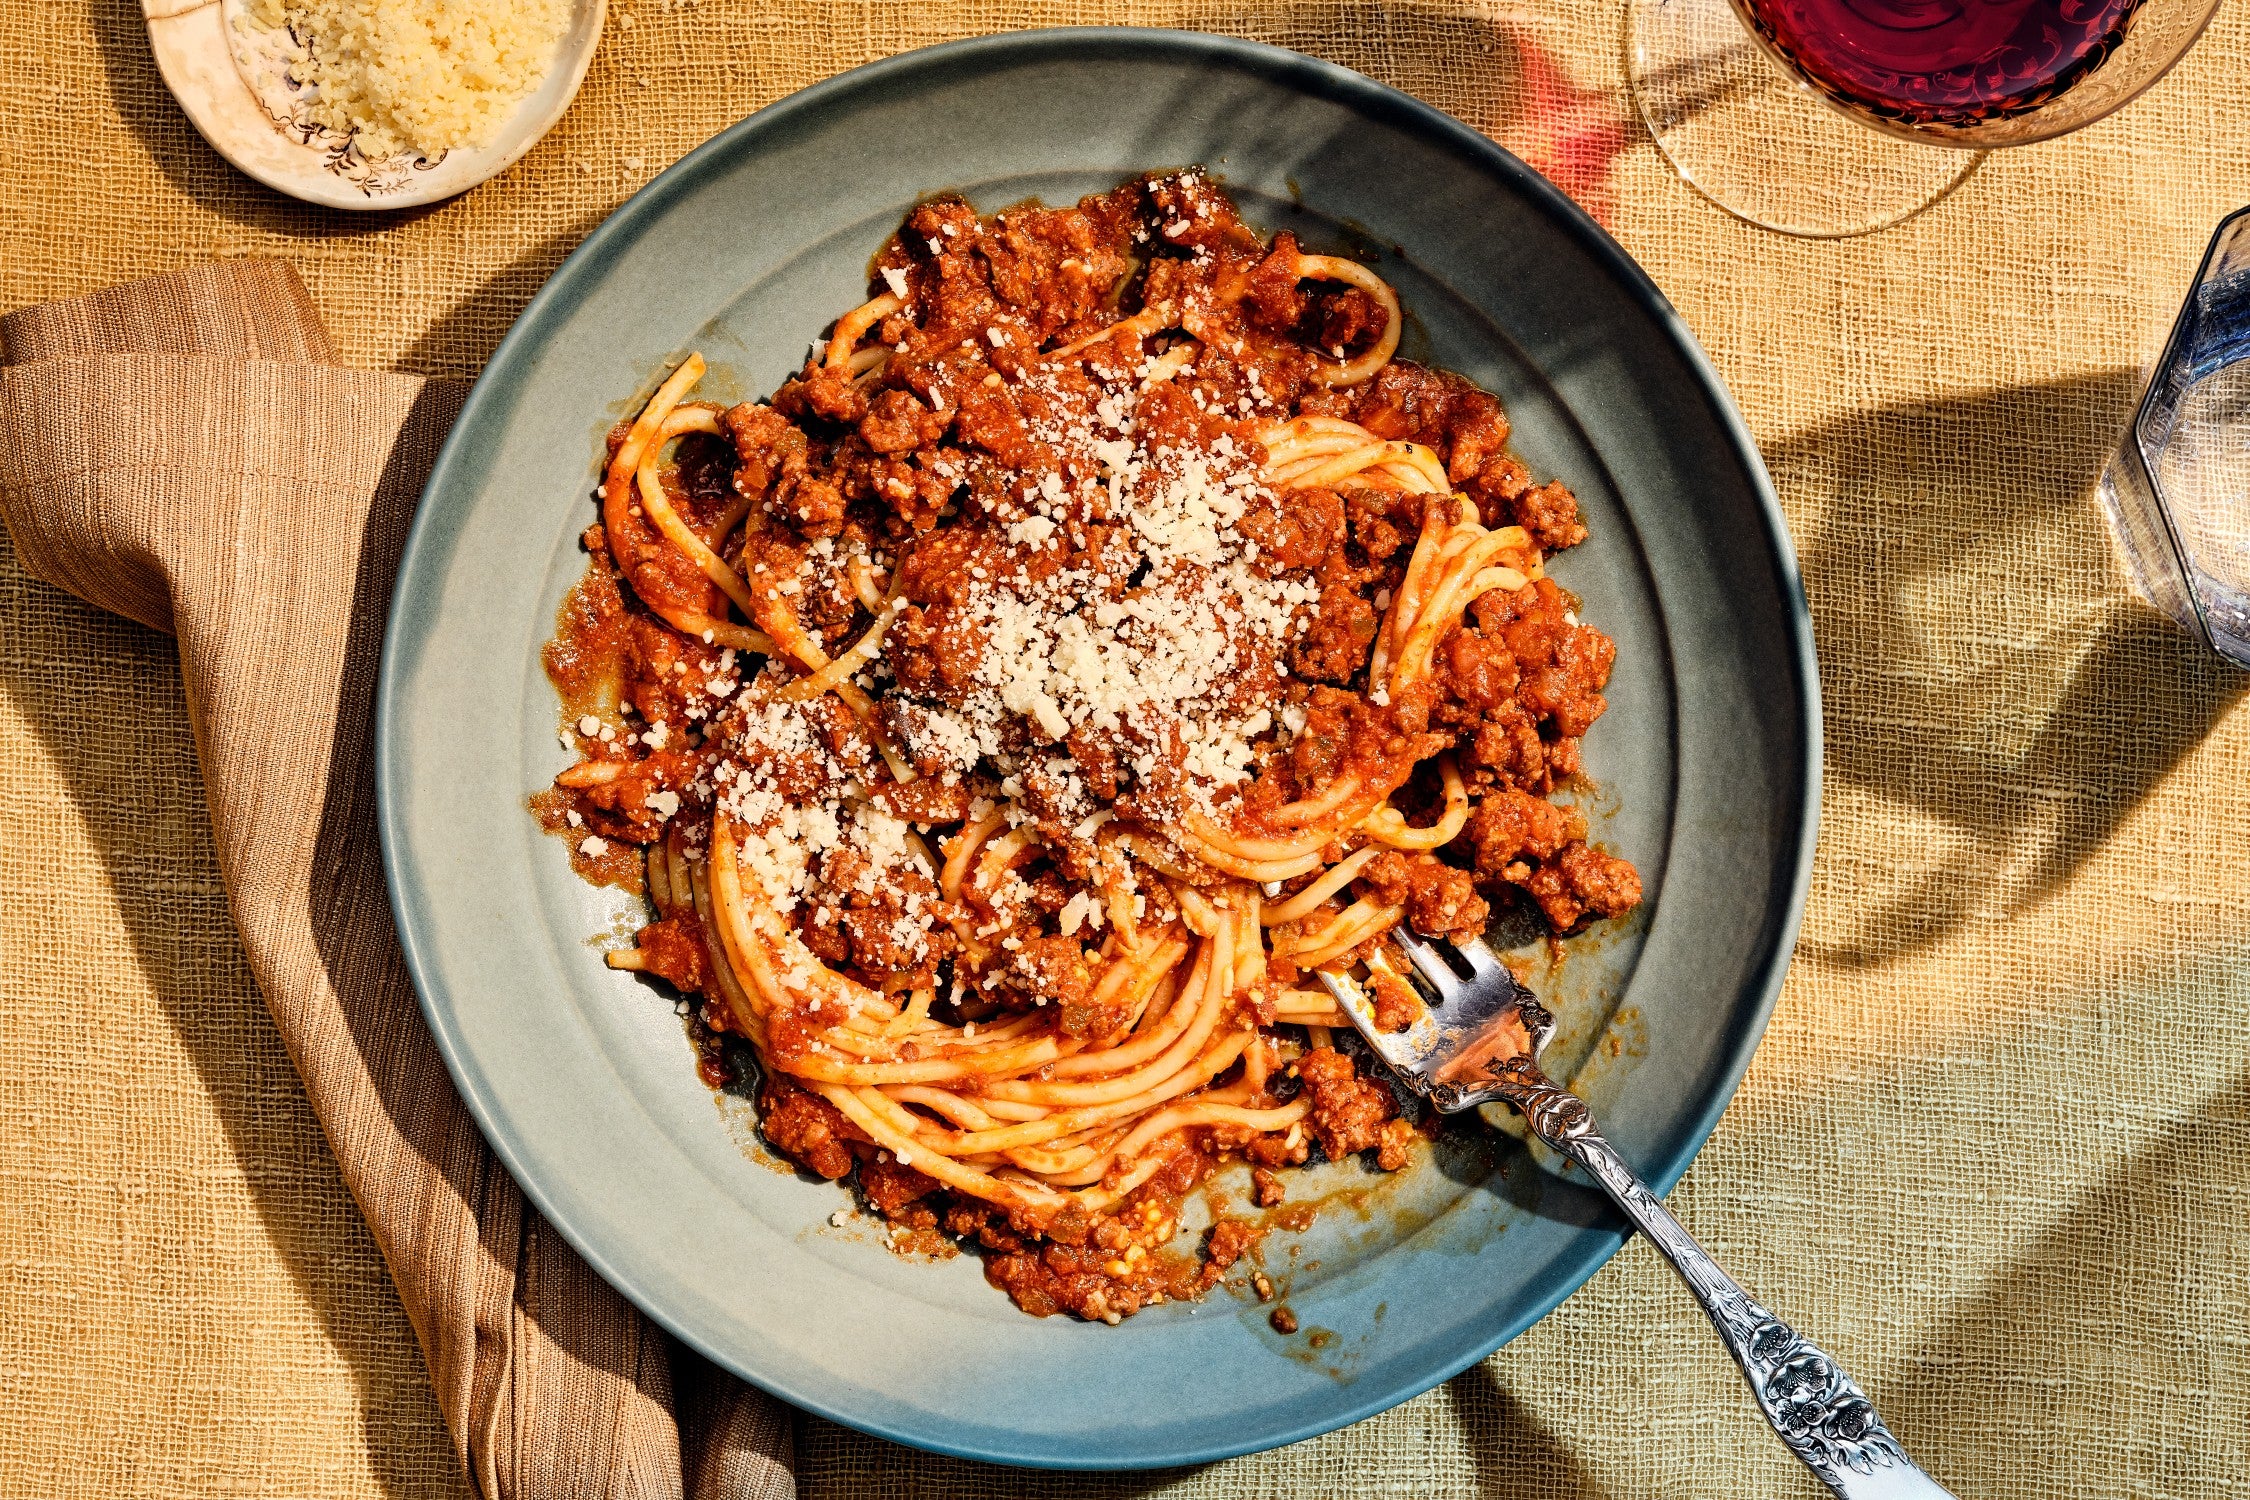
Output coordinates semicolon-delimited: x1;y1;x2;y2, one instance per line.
144;0;606;210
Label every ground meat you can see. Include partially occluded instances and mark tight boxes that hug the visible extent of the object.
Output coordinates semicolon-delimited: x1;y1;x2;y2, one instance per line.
1357;850;1489;939
722;403;810;506
1274;683;1449;810
1514;479;1588;552
895;523;1007;606
773;363;868;426
797;903;850;965
1352;361;1461;447
1295;1046;1404;1164
860;1152;941;1221
1441;577;1616;797
1366;964;1423;1034
1463;701;1547;791
1443;389;1512;481
688;1009;738;1090
618;614;728;727
882;698;973;779
979;1153;1217;1320
971;199;1134;336
868;770;974;826
778;474;846;538
1344;484;1423;562
1238;483;1343;571
1375;1117;1416;1172
1312;286;1387;358
1434;623;1521;719
796;845;953;986
887;600;987;702
1204;1217;1262;1273
951;381;1042;468
757;1074;862;1180
1515;607;1615;742
859;388;945;454
1241;235;1311;329
1292;582;1378;684
1281;686;1356;792
557;746;700;844
1250;1166;1287;1208
1464;453;1532;524
941;1198;1023;1254
599;488;726;630
1147;171;1259;255
983;933;1095;1015
632;914;711;993
1465;789;1585;873
1522;842;1644;932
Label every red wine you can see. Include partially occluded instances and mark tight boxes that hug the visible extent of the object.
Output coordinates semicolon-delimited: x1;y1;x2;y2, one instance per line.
1735;0;2146;127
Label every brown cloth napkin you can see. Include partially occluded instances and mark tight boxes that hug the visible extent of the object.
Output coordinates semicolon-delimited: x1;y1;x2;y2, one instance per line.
0;260;794;1500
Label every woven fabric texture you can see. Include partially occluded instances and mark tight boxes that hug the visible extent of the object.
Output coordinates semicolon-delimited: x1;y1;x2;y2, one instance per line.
0;268;796;1500
2;3;2247;1498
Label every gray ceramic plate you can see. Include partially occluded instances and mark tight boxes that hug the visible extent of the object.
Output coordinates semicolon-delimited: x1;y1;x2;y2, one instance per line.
376;29;1817;1470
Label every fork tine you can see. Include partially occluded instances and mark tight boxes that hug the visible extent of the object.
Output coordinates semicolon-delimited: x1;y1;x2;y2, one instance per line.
1389;928;1462;993
1450;935;1505;976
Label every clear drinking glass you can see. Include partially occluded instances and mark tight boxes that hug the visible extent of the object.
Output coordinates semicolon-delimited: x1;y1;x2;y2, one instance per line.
2101;206;2250;669
1627;0;2225;237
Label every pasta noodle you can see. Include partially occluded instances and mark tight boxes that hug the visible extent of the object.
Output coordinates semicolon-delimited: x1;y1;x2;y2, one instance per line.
538;171;1642;1322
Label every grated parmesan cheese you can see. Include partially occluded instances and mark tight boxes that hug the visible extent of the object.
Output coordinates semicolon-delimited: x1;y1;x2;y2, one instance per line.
631;212;1382;948
1057;891;1103;937
242;0;574;160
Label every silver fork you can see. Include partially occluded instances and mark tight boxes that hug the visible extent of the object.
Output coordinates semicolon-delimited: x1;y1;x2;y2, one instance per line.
1321;932;1958;1500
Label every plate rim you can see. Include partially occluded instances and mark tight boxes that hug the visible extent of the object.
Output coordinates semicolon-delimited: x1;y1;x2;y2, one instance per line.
375;26;1820;1469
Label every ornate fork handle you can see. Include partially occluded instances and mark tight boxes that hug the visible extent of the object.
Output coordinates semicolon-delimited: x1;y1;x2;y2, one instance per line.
1482;1059;1958;1500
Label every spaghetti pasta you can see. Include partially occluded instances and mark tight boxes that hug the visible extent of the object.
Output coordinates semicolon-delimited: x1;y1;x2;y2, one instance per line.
537;171;1643;1322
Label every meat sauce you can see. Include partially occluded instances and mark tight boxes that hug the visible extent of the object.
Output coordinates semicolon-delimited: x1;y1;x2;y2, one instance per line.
538;172;1640;1320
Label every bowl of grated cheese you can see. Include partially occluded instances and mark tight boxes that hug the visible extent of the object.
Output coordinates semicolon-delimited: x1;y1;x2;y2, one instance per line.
146;0;605;209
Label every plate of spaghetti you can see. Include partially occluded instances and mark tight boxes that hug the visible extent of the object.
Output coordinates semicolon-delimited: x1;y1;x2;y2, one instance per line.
378;29;1817;1468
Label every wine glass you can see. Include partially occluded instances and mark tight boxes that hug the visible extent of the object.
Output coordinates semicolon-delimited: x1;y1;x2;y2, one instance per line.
1628;0;2226;238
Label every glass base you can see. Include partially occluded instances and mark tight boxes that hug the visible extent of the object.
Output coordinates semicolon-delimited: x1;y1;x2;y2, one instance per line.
1626;0;1985;238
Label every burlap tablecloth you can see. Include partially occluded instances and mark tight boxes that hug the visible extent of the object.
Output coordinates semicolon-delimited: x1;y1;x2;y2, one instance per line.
3;3;2246;1497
